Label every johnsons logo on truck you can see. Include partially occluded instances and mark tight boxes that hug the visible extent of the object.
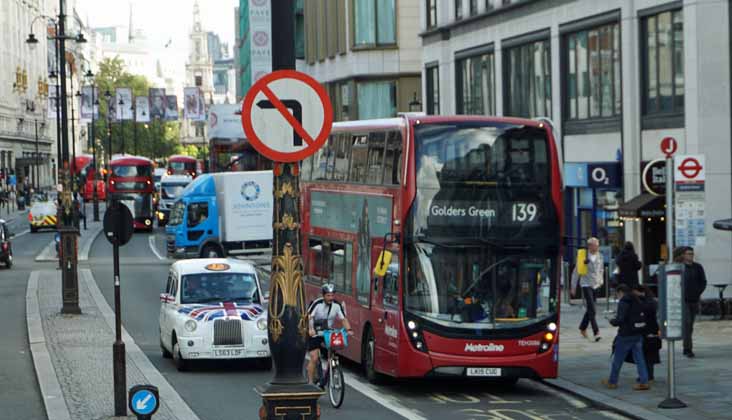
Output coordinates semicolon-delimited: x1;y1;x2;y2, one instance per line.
241;181;261;201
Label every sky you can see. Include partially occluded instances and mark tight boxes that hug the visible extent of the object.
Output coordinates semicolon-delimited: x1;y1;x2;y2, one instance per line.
76;0;239;53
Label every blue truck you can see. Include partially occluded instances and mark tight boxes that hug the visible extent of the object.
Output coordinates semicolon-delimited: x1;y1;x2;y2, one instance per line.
165;171;273;258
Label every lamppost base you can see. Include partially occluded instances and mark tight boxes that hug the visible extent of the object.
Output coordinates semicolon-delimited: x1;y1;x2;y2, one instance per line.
59;225;81;315
659;398;687;409
256;383;323;420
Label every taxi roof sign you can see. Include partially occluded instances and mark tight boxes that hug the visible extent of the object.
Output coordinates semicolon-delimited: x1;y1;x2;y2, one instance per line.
205;263;231;271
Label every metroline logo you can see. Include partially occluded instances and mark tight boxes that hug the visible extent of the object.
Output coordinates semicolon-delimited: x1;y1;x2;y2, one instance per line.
464;343;505;352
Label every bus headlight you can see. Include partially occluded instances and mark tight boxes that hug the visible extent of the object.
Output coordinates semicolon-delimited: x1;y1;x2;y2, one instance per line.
407;320;417;330
145;219;152;226
257;318;267;331
185;320;197;332
547;322;557;332
405;316;428;353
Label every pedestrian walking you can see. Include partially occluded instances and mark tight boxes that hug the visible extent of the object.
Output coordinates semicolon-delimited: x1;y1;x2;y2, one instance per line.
675;246;707;358
624;285;661;382
615;242;642;288
571;237;604;342
603;284;650;390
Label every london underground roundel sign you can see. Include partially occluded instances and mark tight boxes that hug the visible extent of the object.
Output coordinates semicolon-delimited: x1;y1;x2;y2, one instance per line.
241;70;333;163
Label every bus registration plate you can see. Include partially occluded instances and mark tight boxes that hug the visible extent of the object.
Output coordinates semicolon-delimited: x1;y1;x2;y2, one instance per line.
467;367;501;377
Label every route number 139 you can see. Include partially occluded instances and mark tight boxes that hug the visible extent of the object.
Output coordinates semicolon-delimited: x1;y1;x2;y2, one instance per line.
512;203;538;222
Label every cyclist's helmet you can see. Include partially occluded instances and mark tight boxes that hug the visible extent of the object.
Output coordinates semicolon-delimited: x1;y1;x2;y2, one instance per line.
321;283;336;295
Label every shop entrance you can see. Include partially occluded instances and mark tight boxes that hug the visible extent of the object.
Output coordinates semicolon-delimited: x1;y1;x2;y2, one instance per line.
641;216;666;292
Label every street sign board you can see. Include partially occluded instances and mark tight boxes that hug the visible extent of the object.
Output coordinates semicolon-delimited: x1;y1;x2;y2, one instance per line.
103;202;134;246
674;154;705;189
661;136;678;158
241;70;333;163
129;384;159;418
658;263;685;340
642;159;666;196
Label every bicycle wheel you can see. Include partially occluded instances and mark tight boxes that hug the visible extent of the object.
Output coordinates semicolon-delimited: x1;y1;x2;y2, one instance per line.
328;357;345;408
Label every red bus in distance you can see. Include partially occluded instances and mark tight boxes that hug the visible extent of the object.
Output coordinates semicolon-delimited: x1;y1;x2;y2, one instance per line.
73;154;106;201
108;155;155;231
167;155;197;177
300;115;563;382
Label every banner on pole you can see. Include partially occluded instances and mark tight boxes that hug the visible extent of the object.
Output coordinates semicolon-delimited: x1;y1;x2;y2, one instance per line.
149;88;166;120
164;95;178;121
184;87;205;121
115;88;133;121
135;97;150;122
80;86;99;121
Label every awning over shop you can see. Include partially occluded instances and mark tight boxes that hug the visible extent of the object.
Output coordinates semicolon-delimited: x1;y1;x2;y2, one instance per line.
618;193;665;218
713;218;732;231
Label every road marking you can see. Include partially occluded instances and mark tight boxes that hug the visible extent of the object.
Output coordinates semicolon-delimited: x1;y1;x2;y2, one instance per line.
148;235;166;261
342;371;429;420
13;229;30;238
530;380;587;408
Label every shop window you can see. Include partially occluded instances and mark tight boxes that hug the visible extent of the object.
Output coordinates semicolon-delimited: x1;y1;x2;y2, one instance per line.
504;39;551;118
456;50;495;115
642;9;684;119
565;21;621;120
426;64;440;115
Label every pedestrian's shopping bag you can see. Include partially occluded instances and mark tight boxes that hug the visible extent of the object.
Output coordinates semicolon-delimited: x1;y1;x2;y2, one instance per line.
576;249;588;275
324;329;348;350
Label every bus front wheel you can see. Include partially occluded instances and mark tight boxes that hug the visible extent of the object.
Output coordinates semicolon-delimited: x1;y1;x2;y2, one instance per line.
362;327;381;384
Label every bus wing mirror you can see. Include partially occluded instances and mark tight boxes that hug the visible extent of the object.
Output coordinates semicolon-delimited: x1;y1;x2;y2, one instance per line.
373;250;393;277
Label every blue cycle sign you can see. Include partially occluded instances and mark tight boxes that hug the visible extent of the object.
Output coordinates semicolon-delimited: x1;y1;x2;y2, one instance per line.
129;385;159;418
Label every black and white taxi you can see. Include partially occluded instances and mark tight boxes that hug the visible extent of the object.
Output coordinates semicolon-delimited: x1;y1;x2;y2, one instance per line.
159;258;271;371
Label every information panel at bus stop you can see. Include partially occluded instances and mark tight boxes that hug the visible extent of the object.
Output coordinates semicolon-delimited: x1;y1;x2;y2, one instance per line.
658;263;684;340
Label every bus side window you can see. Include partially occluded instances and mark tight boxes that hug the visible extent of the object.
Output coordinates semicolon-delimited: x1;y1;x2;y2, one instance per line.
332;134;351;181
383;131;402;185
349;135;368;183
366;132;386;184
307;238;325;283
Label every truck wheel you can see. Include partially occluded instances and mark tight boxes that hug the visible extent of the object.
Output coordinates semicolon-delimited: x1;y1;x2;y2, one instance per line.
201;245;223;258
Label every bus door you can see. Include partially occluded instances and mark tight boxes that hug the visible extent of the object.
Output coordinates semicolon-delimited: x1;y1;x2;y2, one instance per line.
371;248;399;376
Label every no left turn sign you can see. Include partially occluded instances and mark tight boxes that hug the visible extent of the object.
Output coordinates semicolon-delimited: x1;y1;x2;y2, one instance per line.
242;70;333;163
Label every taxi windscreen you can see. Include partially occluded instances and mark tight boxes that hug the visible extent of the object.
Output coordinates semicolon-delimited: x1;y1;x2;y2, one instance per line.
181;273;259;304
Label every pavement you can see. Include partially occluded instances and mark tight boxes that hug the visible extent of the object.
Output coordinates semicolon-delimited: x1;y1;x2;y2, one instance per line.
548;298;732;420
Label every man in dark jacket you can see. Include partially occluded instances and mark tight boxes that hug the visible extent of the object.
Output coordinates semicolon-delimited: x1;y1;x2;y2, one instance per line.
615;242;642;288
677;246;707;357
602;284;650;390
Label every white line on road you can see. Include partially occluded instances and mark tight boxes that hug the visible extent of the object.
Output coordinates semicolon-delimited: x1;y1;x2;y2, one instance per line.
342;371;429;420
148;235;166;260
529;380;588;408
13;229;30;238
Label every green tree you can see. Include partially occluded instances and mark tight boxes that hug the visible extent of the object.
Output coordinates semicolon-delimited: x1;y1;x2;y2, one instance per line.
91;57;181;162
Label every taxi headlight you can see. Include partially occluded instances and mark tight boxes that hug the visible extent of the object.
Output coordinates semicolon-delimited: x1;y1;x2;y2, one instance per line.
257;318;267;331
184;320;197;332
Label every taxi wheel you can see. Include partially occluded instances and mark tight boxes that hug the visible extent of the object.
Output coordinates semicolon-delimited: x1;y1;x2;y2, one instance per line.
160;334;172;359
258;357;272;371
5;256;12;269
30;225;37;233
173;340;188;371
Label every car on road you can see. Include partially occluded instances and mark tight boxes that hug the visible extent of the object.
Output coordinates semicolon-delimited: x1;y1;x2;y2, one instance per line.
28;198;57;233
159;258;271;371
0;219;14;268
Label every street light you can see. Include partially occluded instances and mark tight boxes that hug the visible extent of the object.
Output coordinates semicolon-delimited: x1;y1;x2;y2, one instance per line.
81;68;100;222
105;90;113;177
118;97;125;155
27;2;88;318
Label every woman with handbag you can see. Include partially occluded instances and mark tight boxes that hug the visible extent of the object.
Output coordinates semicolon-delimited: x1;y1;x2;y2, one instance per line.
622;285;661;382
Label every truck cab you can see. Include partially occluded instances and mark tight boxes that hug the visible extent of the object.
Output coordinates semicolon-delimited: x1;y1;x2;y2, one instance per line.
166;172;272;259
157;174;192;227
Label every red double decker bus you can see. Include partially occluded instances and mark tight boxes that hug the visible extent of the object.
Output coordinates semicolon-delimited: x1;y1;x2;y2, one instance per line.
167;155;197;177
109;155;155;231
73;154;106;201
300;115;563;382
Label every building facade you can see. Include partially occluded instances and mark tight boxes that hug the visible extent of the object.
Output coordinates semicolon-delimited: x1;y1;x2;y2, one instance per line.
301;0;422;121
420;0;731;297
0;0;57;192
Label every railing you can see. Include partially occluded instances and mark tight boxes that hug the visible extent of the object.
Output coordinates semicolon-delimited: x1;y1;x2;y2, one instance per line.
0;114;53;143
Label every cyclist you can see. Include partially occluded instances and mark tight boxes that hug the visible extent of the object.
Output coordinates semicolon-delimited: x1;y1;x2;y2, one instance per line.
307;283;353;387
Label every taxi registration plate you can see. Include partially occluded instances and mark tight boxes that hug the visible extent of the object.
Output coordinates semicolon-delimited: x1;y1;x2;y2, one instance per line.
466;367;501;377
213;349;242;357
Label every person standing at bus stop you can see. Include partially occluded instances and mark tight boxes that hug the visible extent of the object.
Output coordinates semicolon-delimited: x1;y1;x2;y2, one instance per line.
571;237;604;342
675;246;707;358
615;242;642;288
